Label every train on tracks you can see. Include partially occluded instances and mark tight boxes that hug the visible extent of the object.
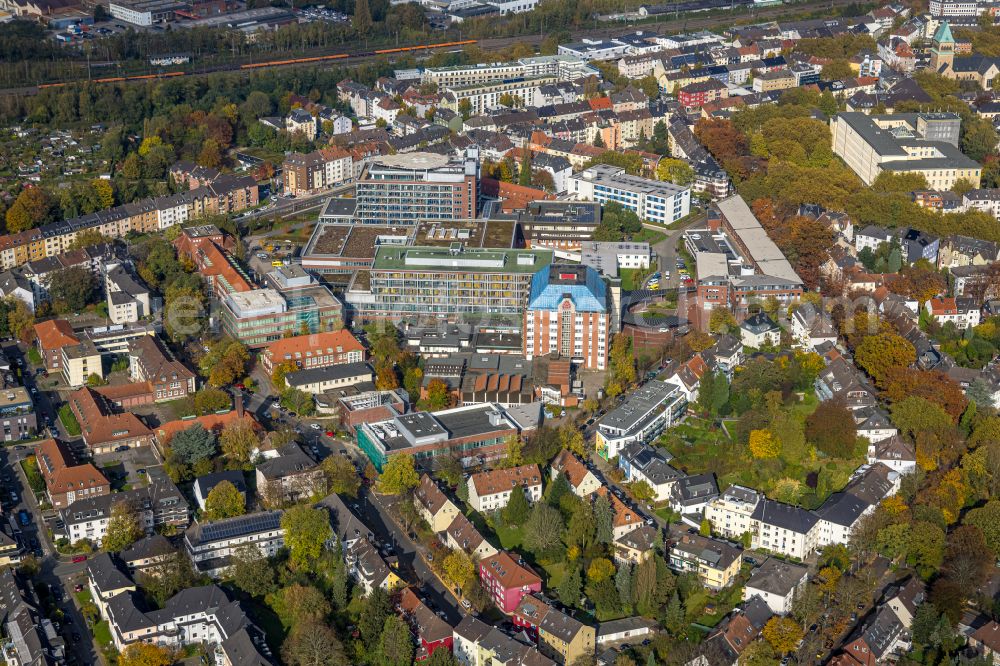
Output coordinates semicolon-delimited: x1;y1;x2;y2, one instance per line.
34;39;478;90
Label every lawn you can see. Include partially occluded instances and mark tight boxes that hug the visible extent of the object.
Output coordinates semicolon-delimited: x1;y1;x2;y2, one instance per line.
74;589;92;605
494;523;524;550
632;228;666;245
20;456;45;495
26;347;41;366
542;561;567;589
620;268;643;291
58;404;81;436
92;621;112;646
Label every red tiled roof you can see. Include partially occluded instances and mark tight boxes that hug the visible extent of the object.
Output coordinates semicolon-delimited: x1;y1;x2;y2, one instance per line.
34;319;78;350
155;409;258;444
588;97;613;111
262;330;364;365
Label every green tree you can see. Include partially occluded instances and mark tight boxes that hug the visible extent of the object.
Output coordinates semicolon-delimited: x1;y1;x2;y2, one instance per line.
170;424;217;465
203;480;245;521
219;420;258;468
378;454;419;495
359;588;392;647
908;520;946;577
558;565;583;606
524;502;565;555
321;455;360;498
103;501;143;552
280;387;315;416
518;151;533;187
270;584;331;628
655;158;695;186
762;617;804;654
377;616;415;666
503;486;531;524
282;622;348;666
594;494;614;544
281;505;333;571
353;0;372;33
229;543;277;598
48;266;97;312
963;116;1000;162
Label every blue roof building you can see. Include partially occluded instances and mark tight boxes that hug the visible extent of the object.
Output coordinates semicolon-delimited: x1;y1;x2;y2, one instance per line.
524;265;610;370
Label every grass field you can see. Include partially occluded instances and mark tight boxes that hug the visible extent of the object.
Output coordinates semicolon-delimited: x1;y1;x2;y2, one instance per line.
93;621;112;646
632;228;666;245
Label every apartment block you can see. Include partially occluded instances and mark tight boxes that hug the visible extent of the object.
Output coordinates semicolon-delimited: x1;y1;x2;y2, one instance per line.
569;164;691;225
467;464;543;512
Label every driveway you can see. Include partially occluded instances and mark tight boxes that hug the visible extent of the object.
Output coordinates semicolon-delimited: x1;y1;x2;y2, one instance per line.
647;208;707;290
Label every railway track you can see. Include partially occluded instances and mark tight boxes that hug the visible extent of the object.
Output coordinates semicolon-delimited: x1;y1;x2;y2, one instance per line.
1;0;859;96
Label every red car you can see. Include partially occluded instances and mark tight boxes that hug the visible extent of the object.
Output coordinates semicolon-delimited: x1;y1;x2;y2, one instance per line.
325;430;334;437
71;555;87;563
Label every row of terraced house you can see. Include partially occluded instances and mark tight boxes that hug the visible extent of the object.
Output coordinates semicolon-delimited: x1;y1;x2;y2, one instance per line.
0;170;257;271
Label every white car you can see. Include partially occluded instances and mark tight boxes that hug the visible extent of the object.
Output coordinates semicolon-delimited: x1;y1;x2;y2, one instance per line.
309;423;321;431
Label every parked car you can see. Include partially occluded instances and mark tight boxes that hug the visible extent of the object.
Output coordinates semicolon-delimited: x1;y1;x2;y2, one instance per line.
72;555;87;564
17;510;29;527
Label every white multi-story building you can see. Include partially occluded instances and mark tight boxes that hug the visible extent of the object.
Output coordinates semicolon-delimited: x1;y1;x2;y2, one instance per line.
570;164;691;225
422;62;526;88
751;499;821;560
743;558;809;615
929;0;978;16
595;380;688;461
184;511;285;578
704;485;760;542
104;263;152;325
467;465;543;512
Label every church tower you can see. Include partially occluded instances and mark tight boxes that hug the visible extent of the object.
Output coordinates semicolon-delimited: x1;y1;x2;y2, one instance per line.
931;21;955;74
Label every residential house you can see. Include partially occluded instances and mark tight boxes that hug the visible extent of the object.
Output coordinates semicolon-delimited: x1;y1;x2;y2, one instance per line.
668;531;742;589
886;577;925;630
345;538;403;595
613;525;660;567
397;587;454;661
925;297;981;329
694;596;773;666
840;607;909;666
414;474;461;533
618;442;683;502
255;443;325;505
669;473;720;517
452;615;555;666
705;485;761;543
444;512;498;561
36;437;110;509
866;434;916;474
61;471;188;546
549;450;601;497
478;550;542;614
790;306;838;350
184;511;285;578
33;319;78;372
467;465;543;513
192;470;248;511
740;313;781;348
751;499;820;559
512;594;596;665
743;558;809;615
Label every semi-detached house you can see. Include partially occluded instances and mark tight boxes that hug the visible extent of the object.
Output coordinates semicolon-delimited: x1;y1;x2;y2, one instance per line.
467;464;543;513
